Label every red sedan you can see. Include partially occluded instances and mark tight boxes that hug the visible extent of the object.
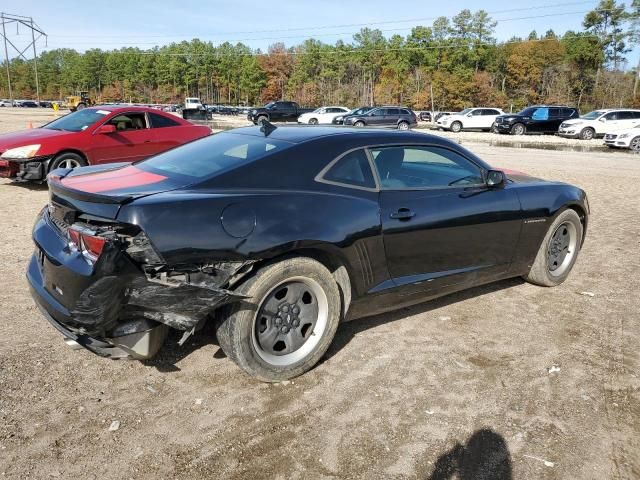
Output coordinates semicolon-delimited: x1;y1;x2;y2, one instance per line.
0;106;211;181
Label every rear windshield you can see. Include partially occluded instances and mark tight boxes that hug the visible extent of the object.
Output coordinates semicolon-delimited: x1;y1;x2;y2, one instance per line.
43;109;110;132
136;132;292;179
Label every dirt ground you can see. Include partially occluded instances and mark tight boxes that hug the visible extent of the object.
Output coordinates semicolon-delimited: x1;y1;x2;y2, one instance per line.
0;109;639;479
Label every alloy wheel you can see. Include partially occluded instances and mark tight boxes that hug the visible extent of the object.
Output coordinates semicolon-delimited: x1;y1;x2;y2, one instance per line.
630;136;640;152
58;158;81;169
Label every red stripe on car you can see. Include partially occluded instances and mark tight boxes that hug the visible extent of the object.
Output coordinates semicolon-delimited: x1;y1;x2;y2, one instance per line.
61;166;167;193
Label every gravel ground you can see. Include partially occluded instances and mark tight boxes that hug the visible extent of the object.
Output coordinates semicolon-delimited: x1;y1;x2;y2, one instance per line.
0;110;639;479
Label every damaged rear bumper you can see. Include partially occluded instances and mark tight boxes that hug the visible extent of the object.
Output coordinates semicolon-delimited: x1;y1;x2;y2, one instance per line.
28;209;250;359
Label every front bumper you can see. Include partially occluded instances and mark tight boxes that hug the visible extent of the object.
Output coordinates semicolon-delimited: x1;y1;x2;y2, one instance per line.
604;134;631;147
493;122;512;133
0;159;19;178
557;127;579;138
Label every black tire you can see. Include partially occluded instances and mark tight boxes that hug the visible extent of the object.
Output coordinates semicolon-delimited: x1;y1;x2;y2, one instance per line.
579;127;595;140
216;257;342;382
450;121;462;133
511;123;525;135
630;136;640;152
354;121;365;127
309;118;318;125
256;115;268;125
49;152;87;172
490;123;499;133
523;209;583;287
397;121;410;130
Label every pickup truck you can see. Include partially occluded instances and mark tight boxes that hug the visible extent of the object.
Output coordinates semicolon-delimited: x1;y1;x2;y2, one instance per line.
247;101;314;124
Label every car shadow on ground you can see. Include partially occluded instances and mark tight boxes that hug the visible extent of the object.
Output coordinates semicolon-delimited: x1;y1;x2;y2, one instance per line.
425;428;512;479
323;277;524;363
144;277;523;372
5;180;48;191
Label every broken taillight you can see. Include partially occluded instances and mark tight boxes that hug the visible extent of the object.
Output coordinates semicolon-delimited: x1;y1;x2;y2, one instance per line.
68;226;106;263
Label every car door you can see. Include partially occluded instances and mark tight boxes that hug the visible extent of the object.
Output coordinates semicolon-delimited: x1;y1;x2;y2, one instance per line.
366;108;386;126
546;108;564;133
89;112;157;164
465;109;483;128
147;111;191;155
372;144;522;292
382;108;400;127
600;111;621;132
528;107;550;133
617;111;638;130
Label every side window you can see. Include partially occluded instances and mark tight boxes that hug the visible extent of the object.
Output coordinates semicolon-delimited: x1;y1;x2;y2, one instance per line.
562;108;574;117
604;112;618;121
549;108;561;118
618;111;634;120
107;113;147;131
400;109;411;115
371;109;384;116
321;149;376;189
532;108;549;121
386;108;400;116
371;146;483;190
632;112;640;119
486;109;500;115
471;109;483;116
149;112;181;128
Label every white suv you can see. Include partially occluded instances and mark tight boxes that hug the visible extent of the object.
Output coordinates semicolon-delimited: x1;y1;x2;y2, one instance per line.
298;106;350;125
436;108;504;132
558;109;640;140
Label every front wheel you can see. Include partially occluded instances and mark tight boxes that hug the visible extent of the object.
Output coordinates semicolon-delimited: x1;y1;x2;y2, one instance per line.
353;121;365;127
256;115;268;125
579;127;595;140
309;118;318;125
523;209;583;287
511;123;525;135
216;257;342;382
450;121;462;133
630;136;640;152
49;152;87;172
397;121;409;130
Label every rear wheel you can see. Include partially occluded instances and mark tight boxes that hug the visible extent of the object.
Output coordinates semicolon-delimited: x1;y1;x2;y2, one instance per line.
450;121;462;133
630;136;640;152
398;121;410;130
579;127;595;140
523;209;583;287
216;257;341;382
354;121;365;127
511;123;525;135
49;152;87;172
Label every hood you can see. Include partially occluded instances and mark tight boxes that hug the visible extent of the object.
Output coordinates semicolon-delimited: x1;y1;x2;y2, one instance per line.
0;128;73;151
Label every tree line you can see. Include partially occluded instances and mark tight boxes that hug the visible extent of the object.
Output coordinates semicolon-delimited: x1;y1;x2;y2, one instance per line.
1;0;639;112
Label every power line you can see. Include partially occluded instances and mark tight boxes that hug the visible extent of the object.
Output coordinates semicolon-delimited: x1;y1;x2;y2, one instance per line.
45;1;599;39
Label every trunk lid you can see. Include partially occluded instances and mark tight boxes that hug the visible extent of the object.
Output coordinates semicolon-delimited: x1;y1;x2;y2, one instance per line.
47;162;180;221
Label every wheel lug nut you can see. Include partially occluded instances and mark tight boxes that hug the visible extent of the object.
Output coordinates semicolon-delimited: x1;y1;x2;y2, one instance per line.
292;319;300;328
281;305;289;313
292;306;300;314
281;326;290;333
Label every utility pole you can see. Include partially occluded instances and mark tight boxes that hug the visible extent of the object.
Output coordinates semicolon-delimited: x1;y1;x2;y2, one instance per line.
0;12;47;105
1;14;12;104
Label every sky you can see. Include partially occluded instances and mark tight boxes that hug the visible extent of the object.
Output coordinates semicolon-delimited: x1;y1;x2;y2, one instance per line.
2;0;637;65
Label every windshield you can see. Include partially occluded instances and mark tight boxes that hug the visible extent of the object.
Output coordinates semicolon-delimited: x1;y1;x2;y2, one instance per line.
265;102;276;109
517;107;537;116
581;110;606;120
350;107;371;115
42;109;111;132
459;108;473;115
137;132;292;179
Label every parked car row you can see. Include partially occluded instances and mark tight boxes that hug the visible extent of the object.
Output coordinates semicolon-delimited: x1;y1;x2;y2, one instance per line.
426;105;640;151
0;99;58;108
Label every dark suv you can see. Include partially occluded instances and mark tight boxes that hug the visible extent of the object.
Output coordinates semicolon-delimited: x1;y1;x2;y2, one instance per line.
343;106;417;130
493;106;579;135
332;106;373;125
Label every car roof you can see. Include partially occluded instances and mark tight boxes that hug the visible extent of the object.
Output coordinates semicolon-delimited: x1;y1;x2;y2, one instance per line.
87;104;167;113
227;125;455;145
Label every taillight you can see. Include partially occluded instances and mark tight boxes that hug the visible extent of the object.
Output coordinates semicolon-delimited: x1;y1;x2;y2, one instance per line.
68;226;106;263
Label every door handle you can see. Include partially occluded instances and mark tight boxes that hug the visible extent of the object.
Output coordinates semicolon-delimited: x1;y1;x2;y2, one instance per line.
390;208;415;220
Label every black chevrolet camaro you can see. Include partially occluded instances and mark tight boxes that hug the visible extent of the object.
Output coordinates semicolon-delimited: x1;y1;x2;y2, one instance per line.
28;125;589;381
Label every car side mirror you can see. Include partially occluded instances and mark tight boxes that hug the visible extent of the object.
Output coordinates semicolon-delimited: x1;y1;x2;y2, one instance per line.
96;124;116;134
599;118;606;122
486;170;506;188
467;113;473;117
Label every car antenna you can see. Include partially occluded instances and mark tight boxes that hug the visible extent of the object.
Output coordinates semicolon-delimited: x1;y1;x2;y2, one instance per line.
260;120;277;136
